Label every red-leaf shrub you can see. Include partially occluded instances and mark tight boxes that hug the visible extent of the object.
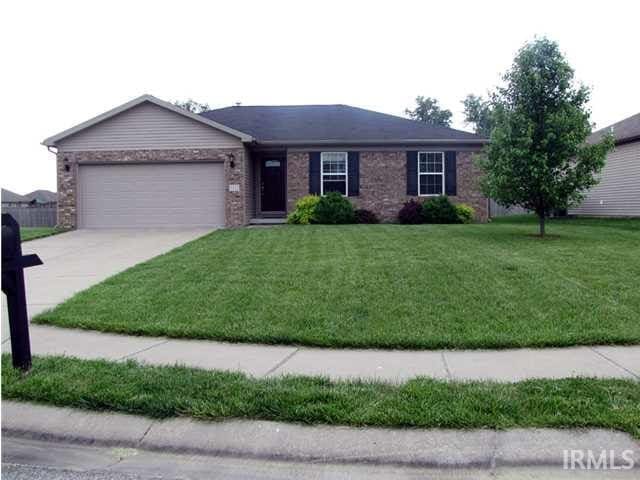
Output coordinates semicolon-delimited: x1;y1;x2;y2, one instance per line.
354;209;380;224
398;199;423;224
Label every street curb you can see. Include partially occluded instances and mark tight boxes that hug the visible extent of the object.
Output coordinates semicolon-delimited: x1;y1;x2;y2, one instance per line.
2;401;640;469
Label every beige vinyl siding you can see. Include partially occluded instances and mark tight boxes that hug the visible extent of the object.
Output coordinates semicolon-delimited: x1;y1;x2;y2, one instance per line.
569;140;640;217
57;101;242;151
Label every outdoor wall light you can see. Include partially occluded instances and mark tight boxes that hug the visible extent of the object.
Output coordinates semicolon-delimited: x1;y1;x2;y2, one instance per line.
227;153;236;169
64;157;70;172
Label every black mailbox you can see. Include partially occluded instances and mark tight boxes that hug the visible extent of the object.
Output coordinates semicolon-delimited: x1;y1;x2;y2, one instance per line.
2;213;43;370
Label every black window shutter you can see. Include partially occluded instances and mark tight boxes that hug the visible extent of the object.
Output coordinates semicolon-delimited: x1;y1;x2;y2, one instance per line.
445;151;457;196
309;152;321;195
406;151;418;195
347;151;359;196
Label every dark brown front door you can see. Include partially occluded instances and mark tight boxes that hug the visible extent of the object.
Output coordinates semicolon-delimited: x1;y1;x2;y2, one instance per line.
260;157;285;212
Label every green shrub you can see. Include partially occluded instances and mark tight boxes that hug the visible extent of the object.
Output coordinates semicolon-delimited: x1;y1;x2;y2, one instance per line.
287;195;320;224
422;196;460;224
456;203;475;224
314;192;355;224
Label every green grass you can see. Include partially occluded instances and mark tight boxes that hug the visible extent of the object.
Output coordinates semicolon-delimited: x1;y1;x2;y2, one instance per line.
20;227;62;242
34;216;640;349
3;355;639;438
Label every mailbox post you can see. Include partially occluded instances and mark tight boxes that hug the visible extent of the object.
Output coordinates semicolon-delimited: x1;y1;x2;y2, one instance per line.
2;213;43;371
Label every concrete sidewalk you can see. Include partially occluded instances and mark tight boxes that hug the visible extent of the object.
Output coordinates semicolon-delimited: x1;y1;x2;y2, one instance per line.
3;401;639;471
3;324;639;382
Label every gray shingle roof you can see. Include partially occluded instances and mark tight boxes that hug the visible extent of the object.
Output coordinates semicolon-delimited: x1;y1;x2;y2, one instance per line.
201;104;485;144
1;188;29;203
589;112;640;145
25;189;57;203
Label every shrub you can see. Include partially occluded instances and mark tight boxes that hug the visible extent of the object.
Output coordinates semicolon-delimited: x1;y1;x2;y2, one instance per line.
455;203;475;224
287;195;320;224
354;209;380;224
398;199;423;224
314;192;356;224
422;196;460;224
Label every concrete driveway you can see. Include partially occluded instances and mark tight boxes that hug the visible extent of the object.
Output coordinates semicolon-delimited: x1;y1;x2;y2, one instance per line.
1;228;214;343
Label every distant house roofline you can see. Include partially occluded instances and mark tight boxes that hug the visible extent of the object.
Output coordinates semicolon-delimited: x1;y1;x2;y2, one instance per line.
589;112;640;146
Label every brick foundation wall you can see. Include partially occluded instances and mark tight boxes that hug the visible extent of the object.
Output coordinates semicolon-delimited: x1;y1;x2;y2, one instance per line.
286;150;488;222
56;148;249;229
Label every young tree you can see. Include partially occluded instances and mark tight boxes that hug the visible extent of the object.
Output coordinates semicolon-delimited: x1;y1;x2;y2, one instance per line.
477;38;613;237
462;94;493;136
405;96;452;127
173;99;211;114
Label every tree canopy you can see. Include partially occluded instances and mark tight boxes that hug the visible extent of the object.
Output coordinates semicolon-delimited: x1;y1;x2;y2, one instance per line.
476;38;613;236
462;94;493;137
173;99;211;114
405;96;452;127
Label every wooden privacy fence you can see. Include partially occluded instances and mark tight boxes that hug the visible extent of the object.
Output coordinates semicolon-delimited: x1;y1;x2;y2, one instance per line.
1;203;56;227
488;199;529;217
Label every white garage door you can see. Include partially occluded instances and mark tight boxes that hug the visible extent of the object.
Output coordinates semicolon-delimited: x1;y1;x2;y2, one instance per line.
78;163;225;228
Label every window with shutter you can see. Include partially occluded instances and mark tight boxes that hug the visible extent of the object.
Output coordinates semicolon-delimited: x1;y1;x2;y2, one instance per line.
321;152;348;195
418;151;445;196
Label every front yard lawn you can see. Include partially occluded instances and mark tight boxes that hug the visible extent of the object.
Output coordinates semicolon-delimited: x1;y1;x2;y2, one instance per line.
20;227;62;242
34;216;640;349
3;355;639;438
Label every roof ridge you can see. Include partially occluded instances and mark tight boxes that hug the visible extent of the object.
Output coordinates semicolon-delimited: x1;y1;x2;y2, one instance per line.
344;105;482;137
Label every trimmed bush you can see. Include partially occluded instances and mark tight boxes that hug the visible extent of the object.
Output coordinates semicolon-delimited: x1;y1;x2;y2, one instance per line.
398;199;423;224
287;195;320;224
314;192;355;224
354;209;380;224
456;203;475;224
422;196;460;224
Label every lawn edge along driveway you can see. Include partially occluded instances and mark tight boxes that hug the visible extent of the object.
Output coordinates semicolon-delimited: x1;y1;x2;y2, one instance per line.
20;227;65;242
3;355;640;439
33;217;640;350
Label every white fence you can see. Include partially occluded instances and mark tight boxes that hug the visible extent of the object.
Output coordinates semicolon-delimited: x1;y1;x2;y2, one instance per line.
2;203;57;227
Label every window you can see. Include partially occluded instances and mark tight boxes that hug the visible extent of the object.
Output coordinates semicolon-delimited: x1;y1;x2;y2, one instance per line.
321;152;348;195
418;151;444;196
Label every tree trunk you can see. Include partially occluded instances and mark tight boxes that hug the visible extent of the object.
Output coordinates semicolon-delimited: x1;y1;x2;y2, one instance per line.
538;213;545;237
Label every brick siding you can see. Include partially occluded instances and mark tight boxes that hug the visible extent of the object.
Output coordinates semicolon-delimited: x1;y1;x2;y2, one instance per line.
286;150;488;222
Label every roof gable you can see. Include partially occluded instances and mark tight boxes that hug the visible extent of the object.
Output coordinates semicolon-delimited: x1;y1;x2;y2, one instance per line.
43;94;253;147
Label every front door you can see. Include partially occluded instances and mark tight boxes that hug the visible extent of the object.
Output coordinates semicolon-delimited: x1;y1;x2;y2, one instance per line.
260;157;285;212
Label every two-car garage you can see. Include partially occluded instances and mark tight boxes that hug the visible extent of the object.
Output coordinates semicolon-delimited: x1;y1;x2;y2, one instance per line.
43;95;255;229
77;163;225;228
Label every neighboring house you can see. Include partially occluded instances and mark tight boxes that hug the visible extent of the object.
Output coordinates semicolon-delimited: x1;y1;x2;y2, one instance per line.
1;188;30;206
2;188;57;227
25;189;57;204
42;95;488;229
569;113;640;217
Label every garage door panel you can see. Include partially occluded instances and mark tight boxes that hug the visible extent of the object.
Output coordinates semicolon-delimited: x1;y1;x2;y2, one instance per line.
78;163;225;228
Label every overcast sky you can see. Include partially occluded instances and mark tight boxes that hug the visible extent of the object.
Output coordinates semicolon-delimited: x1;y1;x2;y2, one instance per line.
2;0;638;193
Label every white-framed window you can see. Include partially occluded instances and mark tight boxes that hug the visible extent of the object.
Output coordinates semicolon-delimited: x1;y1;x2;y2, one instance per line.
321;152;348;195
418;151;444;196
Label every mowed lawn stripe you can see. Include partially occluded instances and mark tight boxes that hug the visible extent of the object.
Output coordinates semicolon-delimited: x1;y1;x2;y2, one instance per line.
33;217;640;349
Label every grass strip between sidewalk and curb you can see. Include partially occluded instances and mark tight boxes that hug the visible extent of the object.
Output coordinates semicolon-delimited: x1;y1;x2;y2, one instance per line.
3;355;639;439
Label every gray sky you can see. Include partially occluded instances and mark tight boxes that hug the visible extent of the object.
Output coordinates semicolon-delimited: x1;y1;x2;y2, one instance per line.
2;0;639;193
